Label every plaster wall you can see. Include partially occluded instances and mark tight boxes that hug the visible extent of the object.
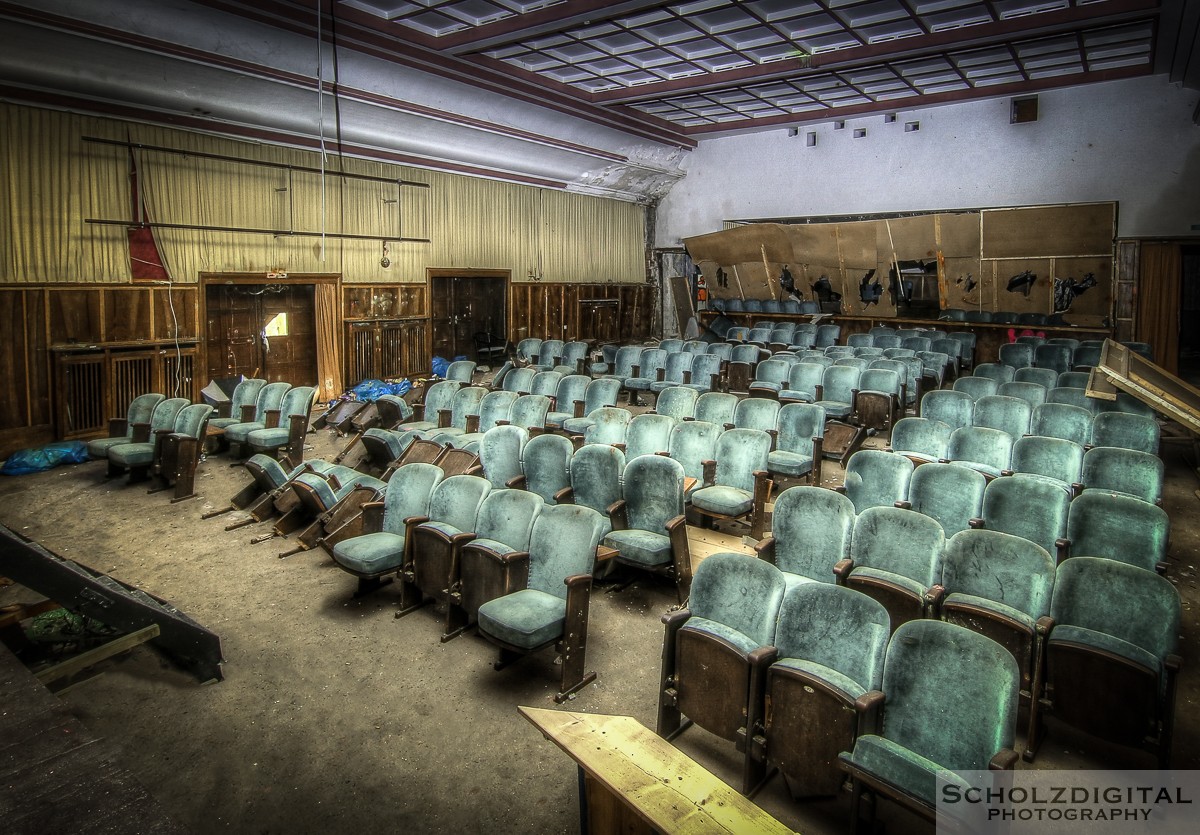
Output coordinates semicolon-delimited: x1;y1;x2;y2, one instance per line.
656;75;1200;245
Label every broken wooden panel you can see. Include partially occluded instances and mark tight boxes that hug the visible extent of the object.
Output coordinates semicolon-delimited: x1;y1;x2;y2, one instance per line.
684;223;793;266
1054;256;1112;326
990;258;1054;316
981;203;1115;259
1087;339;1200;435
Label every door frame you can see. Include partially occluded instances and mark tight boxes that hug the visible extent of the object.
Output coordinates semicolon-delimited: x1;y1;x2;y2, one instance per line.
200;271;340;385
425;268;510;362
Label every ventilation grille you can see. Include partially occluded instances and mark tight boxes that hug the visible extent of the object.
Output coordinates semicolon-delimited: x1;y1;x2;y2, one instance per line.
59;355;105;436
345;320;429;384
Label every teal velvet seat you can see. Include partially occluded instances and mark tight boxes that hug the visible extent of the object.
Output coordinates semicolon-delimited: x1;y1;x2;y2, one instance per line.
1089;411;1160;455
998;342;1033;369
777;362;825;405
1066;490;1169;574
1007;435;1084;495
1028;557;1180;767
973;394;1032;438
604;454;690;601
951;375;996;402
681;353;722;393
509;432;572;503
88;392;165;459
504;393;551;434
847;333;873;348
947;331;976;368
515;338;541;363
899;461;985;537
106;397;188;479
417;385;488;442
399;474;492;620
498;366;535;395
528;370;562;398
1030;402;1092;446
1034;343;1072;375
444;487;544;639
944;425;1014;479
622;347;668;405
436;387;512;448
727;396;780;438
706;341;733;362
330;462;444;594
839;620;1019;831
916;350;952;388
557;443;624;540
578;406;631;448
1080;445;1163;505
1014;366;1057;390
919;389;973;431
1046;385;1100;413
868;358;910;406
650;352;693;393
975;476;1069;560
558;341;587;375
657;552;788;793
690;427;773;538
814;323;840;348
290;465;385;517
813;364;860;420
586;344;617;376
476;424;529;488
622;413;676;459
222;382;290;448
747;358;792;399
934;529;1055;751
650;386;698;420
726;344;763;396
560;378;622;435
397;380;461;434
888;417;951;466
836;506;945;631
475;503;607;702
998;380;1047;409
595;345;643;381
665;419;721;500
1097;390;1156;419
246;385;317;458
760;583;890;798
972;362;1015;385
543;374;590;429
837;449;913;514
205;378;265;435
1072;344;1102;368
144;402;215;500
693;391;737;425
834;356;870;372
854;368;902;430
531;339;564;371
757;485;853;587
767;402;824;482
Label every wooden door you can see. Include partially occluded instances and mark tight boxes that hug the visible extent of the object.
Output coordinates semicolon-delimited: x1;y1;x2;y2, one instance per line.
429;276;506;360
260;285;316;384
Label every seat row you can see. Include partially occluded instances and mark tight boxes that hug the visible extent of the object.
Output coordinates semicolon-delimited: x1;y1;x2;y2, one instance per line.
659;546;1179;831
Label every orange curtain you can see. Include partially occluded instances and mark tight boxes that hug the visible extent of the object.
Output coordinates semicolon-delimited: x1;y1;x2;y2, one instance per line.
1136;242;1181;374
314;281;343;402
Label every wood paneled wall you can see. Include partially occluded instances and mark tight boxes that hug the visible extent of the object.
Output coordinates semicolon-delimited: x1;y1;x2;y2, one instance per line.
508;282;657;344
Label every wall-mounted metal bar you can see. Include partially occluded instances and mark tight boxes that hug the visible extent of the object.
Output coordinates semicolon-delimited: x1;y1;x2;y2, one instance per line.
84;218;430;243
82;136;431;188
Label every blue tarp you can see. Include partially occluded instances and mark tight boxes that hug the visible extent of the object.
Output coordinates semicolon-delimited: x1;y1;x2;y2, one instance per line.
350;378;412;402
1;441;90;476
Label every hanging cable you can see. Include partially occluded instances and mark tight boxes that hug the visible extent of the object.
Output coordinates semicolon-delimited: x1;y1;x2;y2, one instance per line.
316;0;327;262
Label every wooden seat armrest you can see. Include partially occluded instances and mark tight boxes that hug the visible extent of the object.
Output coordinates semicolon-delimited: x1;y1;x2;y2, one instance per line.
989;749;1019;771
481;549;530;568
832;485;847;495
108;417;129;437
894;499;912;509
723;422;734;431
572;400;586;418
131;422;152;443
754;537;776;563
630;365;642;379
1165;653;1182;673
465;415;481;433
506;474;527;489
968;517;984;529
612;442;626;453
361;501;386;533
553;486;575;504
264;409;282;430
240;404;256;422
1054;537;1069;563
747;645;778;671
923;584;946;616
701;459;717;485
661;608;691;628
607;499;628;531
1000;469;1014;477
832;558;853;584
855;689;886;735
1034;615;1054;637
465;463;484;477
437;408;452;429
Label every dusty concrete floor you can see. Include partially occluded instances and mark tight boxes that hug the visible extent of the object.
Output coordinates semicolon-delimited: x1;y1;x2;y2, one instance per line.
2;397;1198;835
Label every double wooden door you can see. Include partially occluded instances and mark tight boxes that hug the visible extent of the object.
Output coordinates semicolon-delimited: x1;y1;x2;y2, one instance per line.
205;283;316;385
429;276;507;361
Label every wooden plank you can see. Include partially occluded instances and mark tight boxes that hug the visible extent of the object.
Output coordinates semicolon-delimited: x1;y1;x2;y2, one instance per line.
520;708;795;835
35;624;161;686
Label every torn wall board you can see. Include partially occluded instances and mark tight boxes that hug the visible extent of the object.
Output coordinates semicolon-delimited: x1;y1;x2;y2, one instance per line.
982;203;1116;259
684;223;793;265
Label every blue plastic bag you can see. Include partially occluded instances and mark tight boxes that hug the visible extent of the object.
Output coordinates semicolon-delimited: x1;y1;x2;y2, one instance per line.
430;356;450;378
349;378;412;402
1;441;90;476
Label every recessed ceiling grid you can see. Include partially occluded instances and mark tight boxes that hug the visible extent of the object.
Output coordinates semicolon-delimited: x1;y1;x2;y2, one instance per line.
630;19;1153;126
339;0;568;38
